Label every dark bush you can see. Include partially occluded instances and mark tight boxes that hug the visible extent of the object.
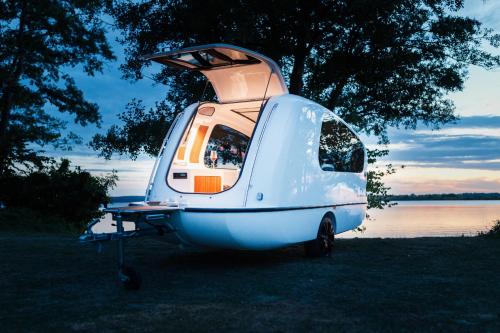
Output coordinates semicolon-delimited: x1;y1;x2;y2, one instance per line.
485;220;500;239
0;159;117;230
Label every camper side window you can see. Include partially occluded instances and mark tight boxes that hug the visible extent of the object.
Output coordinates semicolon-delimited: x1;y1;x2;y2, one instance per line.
319;113;364;173
204;124;249;169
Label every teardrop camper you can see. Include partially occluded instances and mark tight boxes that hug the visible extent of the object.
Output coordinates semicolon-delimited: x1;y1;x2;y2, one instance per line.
81;44;368;289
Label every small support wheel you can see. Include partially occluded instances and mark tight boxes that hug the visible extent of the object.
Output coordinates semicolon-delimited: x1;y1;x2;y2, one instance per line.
120;266;142;290
305;216;335;257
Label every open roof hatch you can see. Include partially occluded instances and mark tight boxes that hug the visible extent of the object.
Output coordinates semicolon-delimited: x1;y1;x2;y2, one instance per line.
144;44;288;103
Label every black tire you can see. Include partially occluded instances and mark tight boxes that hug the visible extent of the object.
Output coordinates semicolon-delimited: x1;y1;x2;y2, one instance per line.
121;266;142;290
305;216;335;257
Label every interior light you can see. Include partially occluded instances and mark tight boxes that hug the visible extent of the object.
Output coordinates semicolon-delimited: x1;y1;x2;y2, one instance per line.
198;106;215;116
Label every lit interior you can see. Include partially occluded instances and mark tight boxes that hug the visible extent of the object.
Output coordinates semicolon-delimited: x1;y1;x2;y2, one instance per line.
167;100;262;193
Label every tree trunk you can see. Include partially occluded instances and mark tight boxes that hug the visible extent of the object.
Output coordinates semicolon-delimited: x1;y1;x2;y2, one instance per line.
0;1;27;176
289;50;307;95
0;88;15;175
327;76;348;110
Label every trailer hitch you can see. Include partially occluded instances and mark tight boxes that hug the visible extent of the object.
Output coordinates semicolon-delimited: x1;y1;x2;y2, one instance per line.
79;204;182;290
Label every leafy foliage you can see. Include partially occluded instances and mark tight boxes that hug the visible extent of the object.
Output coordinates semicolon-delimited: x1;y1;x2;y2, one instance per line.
478;219;500;239
366;149;398;209
0;0;115;175
486;220;500;239
91;99;177;159
103;0;499;138
0;159;117;229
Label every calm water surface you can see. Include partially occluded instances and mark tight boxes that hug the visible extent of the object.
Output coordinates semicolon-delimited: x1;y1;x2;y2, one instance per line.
339;200;500;238
94;200;500;238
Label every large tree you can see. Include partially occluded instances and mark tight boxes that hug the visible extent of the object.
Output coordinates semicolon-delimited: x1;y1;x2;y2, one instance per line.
91;0;499;207
0;0;115;175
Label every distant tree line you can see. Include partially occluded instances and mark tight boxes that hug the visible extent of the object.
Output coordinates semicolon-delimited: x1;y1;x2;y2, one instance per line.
386;193;500;201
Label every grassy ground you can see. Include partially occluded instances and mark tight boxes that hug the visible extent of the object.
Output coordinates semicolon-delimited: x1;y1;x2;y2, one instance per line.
0;232;499;332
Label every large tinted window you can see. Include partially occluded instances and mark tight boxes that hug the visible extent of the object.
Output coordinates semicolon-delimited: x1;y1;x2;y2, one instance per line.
319;113;364;173
204;125;249;169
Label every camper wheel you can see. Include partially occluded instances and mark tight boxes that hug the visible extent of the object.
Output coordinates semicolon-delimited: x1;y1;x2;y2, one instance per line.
120;266;142;290
305;215;335;257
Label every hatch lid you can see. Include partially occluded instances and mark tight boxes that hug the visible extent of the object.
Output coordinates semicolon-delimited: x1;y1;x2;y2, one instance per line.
144;44;288;103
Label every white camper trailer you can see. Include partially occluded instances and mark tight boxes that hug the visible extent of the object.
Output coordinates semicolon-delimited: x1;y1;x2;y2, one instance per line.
81;44;367;289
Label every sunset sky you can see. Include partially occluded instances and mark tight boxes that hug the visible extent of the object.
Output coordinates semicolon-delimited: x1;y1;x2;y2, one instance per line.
49;1;500;196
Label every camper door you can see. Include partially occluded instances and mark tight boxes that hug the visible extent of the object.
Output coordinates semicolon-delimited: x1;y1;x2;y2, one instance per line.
144;44;288;103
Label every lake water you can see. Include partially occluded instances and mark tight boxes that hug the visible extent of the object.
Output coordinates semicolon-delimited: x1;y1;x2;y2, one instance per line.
339;200;500;238
95;200;500;238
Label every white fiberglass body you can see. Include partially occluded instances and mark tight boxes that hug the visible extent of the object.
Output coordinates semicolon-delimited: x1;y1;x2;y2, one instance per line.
142;44;367;250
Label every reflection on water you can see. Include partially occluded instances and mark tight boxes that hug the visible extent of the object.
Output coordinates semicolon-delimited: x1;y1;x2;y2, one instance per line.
93;200;500;238
339;200;500;238
91;202;135;233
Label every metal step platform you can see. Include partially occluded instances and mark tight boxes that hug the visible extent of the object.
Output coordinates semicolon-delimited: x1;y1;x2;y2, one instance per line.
80;203;183;289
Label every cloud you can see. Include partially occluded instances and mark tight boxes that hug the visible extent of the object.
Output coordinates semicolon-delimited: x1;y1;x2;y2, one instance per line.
384;166;500;194
461;0;500;31
462;159;500;164
414;127;500;138
387;178;500;194
45;154;156;196
368;116;500;171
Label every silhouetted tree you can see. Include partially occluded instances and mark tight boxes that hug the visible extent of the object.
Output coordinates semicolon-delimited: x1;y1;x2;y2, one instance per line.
0;159;117;229
0;0;115;175
91;0;500;208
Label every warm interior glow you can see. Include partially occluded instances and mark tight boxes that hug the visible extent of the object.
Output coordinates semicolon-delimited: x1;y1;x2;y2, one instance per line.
194;176;222;193
167;100;261;193
189;125;209;163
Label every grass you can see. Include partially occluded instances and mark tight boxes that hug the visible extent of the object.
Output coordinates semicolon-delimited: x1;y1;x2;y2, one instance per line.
0;208;82;234
0;231;499;332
